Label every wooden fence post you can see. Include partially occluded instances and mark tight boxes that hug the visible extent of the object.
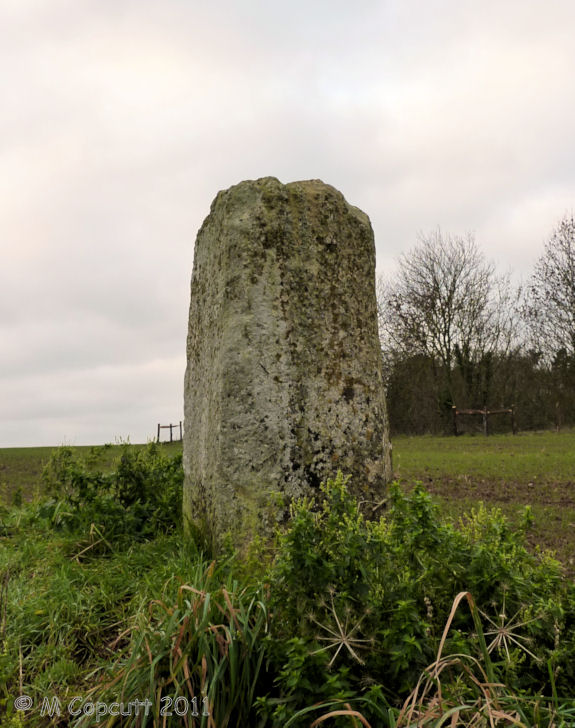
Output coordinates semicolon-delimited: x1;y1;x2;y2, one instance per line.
451;406;516;436
157;422;184;442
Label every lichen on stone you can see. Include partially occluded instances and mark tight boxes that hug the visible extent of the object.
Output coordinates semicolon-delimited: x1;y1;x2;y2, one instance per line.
183;177;392;549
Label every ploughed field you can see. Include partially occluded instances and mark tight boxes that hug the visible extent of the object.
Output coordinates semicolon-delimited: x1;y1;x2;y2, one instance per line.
2;430;574;572
394;429;575;573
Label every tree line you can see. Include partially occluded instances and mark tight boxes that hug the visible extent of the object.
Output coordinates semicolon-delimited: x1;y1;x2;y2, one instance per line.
377;215;575;434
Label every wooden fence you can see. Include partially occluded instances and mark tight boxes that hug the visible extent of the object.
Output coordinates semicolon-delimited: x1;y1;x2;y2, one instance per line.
157;421;183;443
451;406;517;436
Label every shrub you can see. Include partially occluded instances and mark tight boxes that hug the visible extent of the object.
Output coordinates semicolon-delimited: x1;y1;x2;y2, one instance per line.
264;473;569;724
40;442;183;542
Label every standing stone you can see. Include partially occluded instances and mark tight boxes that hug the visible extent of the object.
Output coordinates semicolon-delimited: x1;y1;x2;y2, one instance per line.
183;177;391;548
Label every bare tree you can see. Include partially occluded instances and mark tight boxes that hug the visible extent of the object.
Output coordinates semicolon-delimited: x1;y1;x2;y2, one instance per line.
524;215;575;361
378;229;520;415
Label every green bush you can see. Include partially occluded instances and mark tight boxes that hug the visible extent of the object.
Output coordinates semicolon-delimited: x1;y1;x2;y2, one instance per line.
264;473;570;724
40;442;183;542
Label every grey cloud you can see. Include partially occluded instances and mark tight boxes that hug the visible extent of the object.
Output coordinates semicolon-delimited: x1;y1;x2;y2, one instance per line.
3;0;575;445
2;357;183;446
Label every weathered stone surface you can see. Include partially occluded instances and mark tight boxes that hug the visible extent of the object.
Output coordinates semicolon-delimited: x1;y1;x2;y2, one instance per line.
183;177;391;547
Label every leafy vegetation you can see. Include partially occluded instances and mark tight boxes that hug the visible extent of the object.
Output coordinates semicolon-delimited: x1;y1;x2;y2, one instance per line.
40;441;183;542
263;475;574;725
2;443;575;726
0;442;182;506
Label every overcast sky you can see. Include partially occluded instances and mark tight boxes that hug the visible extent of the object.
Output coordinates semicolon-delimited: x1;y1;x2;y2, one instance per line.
3;0;575;447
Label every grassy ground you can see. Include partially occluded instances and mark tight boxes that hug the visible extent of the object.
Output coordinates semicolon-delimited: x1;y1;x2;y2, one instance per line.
393;429;575;572
2;430;574;569
2;435;575;723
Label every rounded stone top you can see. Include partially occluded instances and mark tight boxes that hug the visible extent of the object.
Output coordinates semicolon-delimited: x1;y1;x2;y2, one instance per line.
209;177;370;228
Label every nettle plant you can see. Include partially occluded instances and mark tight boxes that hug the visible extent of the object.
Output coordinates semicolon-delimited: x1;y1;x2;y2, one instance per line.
262;473;569;724
40;442;183;542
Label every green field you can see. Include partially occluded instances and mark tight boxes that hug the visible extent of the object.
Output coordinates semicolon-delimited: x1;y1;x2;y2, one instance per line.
2;430;575;569
393;430;575;571
394;429;575;483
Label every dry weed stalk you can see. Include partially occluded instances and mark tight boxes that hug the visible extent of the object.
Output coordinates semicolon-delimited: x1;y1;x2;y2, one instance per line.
309;589;373;667
310;702;373;727
396;591;527;728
